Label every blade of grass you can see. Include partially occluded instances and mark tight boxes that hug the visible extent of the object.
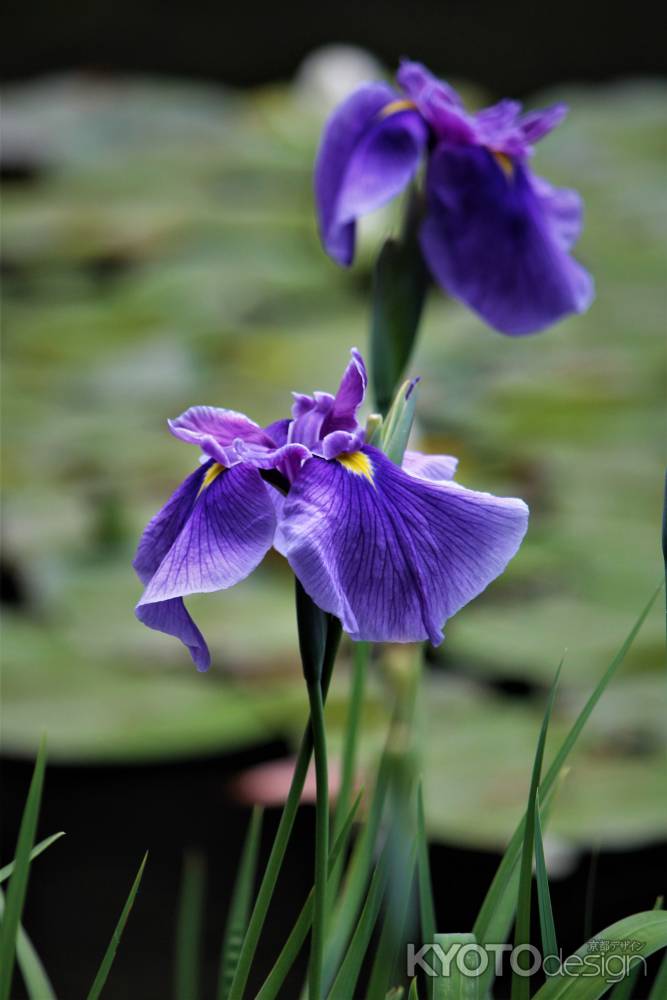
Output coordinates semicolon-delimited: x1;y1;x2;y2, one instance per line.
306;674;330;1000
323;752;390;991
228;616;342;1000
417;784;436;1000
366;843;417;1000
433;932;479;1000
328;642;368;907
0;736;47;1000
534;789;558;975
511;661;562;1000
0;833;66;884
255;792;362;1000
0;890;56;1000
327;836;393;1000
86;852;148;1000
474;587;660;949
217;807;263;1000
174;852;206;1000
409;978;419;1000
648;950;667;1000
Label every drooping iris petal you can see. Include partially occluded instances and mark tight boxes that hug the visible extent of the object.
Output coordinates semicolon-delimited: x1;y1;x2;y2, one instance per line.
280;445;528;644
315;82;427;265
421;143;594;335
169;406;274;465
137;598;211;672
136;464;276;667
402;450;458;482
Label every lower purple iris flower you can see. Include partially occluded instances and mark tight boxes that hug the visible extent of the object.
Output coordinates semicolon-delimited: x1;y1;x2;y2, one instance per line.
134;350;528;669
314;60;594;335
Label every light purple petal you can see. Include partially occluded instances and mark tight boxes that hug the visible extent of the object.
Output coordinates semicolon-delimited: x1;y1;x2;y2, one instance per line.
169;406;273;464
136;598;210;672
138;464;276;605
315;82;427;265
289;391;336;449
402;450;458;481
531;176;584;251
279;445;528;644
421;143;594;335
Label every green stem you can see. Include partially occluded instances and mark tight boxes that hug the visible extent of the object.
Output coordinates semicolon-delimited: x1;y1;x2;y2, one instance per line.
306;678;329;1000
228;615;341;1000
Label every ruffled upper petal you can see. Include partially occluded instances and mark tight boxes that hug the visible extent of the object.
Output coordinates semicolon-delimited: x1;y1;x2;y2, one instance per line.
315;82;427;265
322;347;368;433
402;450;458;481
169;406;274;465
280;445;528;644
420;143;594;335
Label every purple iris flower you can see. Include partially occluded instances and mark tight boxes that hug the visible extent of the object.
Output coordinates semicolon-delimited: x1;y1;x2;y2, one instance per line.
134;350;528;669
315;60;594;335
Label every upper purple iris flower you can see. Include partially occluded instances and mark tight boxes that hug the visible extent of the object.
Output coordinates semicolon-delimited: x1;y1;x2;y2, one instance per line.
134;350;528;670
315;60;594;335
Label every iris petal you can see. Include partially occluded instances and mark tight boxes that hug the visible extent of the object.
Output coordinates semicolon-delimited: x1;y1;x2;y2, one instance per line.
135;464;276;667
421;143;594;334
402;450;458;481
315;82;427;265
280;445;528;644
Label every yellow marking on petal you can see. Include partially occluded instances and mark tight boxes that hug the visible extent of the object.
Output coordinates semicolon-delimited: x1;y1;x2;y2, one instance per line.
199;462;224;494
337;450;374;484
492;151;515;179
378;98;417;120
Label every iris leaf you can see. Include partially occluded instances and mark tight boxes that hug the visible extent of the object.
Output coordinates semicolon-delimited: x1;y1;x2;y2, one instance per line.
473;587;660;956
534;789;558;973
217;807;263;1000
86;852;148;1000
511;660;562;1000
174;852;206;1000
530;912;667;1000
0;832;66;884
0;889;56;1000
0;736;47;1000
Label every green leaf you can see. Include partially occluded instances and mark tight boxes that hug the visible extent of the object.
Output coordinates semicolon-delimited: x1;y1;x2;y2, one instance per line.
327;835;392;1000
86;852;148;1000
0;736;47;1000
366;844;417;1000
433;932;479;1000
0;889;56;1000
512;662;562;1000
530;911;667;1000
474;588;660;952
534;790;558;972
417;784;436;956
609;897;663;1000
409;978;420;1000
370;191;430;415
0;832;66;884
254;792;362;1000
174;852;206;1000
218;807;263;1000
648;948;667;1000
324;754;390;990
379;377;420;466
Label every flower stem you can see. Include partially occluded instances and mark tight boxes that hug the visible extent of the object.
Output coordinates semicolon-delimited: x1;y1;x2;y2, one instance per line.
227;612;341;1000
306;676;329;1000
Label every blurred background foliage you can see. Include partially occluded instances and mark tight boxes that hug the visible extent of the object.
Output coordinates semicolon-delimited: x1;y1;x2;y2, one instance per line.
2;61;665;850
